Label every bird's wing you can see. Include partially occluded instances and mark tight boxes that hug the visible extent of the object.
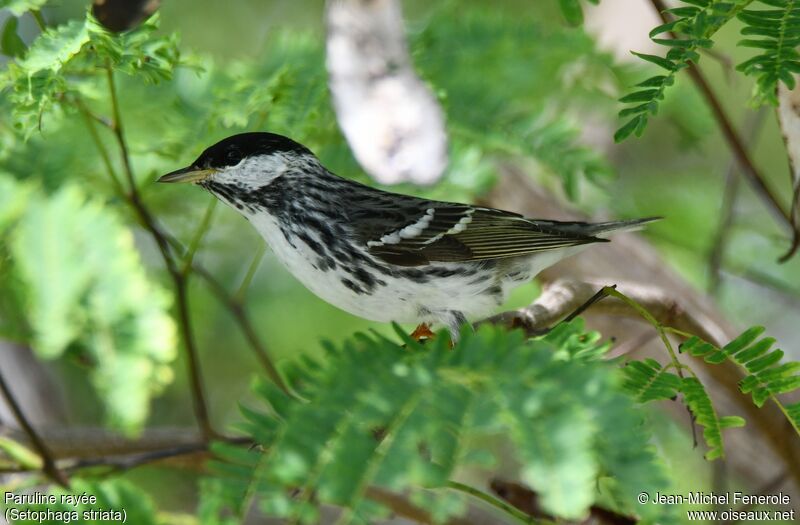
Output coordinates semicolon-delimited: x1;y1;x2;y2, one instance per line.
352;201;604;267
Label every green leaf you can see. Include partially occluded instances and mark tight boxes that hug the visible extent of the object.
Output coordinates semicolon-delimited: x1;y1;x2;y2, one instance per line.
722;325;765;354
630;50;676;70
619;89;661;103
614;114;645;142
718;415;746;428
8;180;177;433
620;0;748;138
681;377;725;460
558;0;585;25
736;3;800;105
204;326;671;523
622;359;682;402
679;328;800;436
18;18;89;74
1;17;27;58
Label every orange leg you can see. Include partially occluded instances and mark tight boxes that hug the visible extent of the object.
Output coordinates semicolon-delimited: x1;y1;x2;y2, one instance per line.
410;323;436;341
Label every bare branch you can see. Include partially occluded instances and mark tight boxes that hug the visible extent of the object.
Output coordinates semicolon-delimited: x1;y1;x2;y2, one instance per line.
482;278;725;345
0;370;68;487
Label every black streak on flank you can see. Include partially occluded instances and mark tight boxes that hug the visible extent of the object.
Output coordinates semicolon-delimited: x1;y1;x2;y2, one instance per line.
340;278;365;295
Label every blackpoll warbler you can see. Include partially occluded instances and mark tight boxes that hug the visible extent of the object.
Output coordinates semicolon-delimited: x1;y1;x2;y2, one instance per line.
159;132;656;340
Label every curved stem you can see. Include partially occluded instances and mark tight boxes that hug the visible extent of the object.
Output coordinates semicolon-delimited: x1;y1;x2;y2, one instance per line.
182;199;218;276
446;480;544;524
0;370;68;487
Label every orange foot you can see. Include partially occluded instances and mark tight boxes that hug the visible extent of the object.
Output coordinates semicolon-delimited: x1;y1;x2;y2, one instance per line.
410;323;436;342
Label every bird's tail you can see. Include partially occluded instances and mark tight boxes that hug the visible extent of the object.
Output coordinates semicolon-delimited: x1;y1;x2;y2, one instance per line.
537;217;662;237
582;216;662;236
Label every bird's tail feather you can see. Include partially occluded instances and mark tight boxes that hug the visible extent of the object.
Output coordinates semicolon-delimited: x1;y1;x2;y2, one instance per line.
535;217;661;237
583;216;662;236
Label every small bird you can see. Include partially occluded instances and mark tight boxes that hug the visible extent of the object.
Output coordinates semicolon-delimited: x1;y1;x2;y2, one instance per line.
159;132;656;340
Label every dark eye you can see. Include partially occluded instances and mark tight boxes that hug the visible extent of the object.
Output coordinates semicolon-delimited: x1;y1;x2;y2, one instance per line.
226;148;242;165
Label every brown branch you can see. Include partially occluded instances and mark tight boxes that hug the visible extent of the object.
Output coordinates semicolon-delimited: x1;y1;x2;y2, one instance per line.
0;370;68;487
103;64;215;440
649;0;796;246
482;278;725;344
490;479;636;525
1;431;249;476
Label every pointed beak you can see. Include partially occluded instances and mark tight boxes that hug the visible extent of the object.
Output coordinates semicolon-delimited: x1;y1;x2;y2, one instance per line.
157;166;218;184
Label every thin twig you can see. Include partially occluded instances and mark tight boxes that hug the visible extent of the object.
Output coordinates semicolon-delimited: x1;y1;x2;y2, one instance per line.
447;480;542;524
708;109;768;294
163;234;298;399
235;242;266;303
103;64;215;440
74;97;125;198
649;0;796;246
0;370;68;487
182;198;218;276
30;10;46;32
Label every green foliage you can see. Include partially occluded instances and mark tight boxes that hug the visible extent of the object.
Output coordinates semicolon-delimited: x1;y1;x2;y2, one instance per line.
681;326;800;431
1;16;27;58
0;0;47;17
0;175;177;433
540;317;613;361
736;0;800;104
680;376;727;460
617;0;751;141
622;358;682;402
202;325;670;524
3;478;158;524
414;5;619;200
0;11;183;134
621;358;744;459
558;0;601;26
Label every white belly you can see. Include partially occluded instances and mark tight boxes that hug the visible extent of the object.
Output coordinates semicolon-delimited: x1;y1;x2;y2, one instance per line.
246;213;505;323
245;212;585;325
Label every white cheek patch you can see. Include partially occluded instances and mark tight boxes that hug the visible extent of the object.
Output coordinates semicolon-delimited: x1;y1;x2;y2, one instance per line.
218;153;294;190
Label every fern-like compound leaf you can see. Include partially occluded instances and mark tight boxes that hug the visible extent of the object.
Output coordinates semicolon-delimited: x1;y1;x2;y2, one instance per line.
202;326;672;524
737;1;800;105
617;0;752;141
680;327;800;428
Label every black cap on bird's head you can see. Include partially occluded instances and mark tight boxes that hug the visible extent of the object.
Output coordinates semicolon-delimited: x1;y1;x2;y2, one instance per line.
158;132;313;185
